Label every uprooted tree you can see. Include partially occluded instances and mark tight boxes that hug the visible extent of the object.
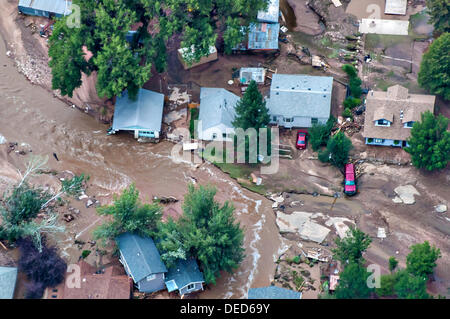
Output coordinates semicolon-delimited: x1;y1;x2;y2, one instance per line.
48;0;270;99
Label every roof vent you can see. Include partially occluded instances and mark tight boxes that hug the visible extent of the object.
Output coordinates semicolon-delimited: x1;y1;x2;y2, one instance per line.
308;88;311;91
400;110;404;120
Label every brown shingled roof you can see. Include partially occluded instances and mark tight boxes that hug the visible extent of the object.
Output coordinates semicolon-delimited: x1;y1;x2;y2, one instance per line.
46;261;131;299
363;85;435;141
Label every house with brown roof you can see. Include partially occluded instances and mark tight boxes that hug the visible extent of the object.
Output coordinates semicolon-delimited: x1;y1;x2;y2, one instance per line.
45;261;131;299
363;85;435;148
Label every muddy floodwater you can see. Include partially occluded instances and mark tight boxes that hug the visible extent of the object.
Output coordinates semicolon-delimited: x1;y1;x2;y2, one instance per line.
0;35;284;298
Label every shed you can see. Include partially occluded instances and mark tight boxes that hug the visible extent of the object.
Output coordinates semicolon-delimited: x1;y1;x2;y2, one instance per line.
197;87;240;141
248;286;302;299
112;89;164;139
257;0;280;23
385;0;407;15
165;258;205;296
116;233;168;293
178;46;218;70
0;266;18;299
248;23;280;50
18;0;72;18
267;74;333;128
239;68;266;85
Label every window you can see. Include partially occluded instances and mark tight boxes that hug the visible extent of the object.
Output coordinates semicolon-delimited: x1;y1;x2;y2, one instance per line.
311;118;318;125
212;133;217;139
273;116;277;121
146;274;156;281
375;119;390;127
284;117;293;123
374;138;384;144
187;283;195;290
222;133;227;138
404;121;414;128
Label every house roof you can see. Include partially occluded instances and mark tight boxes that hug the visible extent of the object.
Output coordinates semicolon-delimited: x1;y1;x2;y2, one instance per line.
0;266;18;299
18;0;72;16
363;85;436;141
257;0;280;23
267;74;333;118
248;286;302;299
47;261;131;299
385;0;407;15
248;23;280;50
198;88;240;131
112;89;164;132
116;233;167;282
165;258;205;293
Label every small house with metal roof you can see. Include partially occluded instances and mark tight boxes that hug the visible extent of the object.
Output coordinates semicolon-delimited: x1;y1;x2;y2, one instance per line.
111;89;164;140
0;266;18;299
248;286;302;299
165;258;205;296
197;88;240;141
116;233;168;293
267;74;333;128
18;0;72;18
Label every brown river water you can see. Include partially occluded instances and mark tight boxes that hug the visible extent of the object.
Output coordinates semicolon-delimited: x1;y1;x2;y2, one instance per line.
0;36;283;298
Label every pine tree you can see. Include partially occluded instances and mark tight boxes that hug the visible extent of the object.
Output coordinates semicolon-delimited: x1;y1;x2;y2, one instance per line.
405;111;450;171
232;80;270;131
319;131;353;168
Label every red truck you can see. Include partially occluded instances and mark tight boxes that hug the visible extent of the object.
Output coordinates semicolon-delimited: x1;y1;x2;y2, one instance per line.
296;130;308;150
344;163;357;196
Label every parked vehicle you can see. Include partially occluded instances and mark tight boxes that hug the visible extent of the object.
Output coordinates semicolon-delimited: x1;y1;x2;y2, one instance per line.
296;130;308;150
344;163;357;196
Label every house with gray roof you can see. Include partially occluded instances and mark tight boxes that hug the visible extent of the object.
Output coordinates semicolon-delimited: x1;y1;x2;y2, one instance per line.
116;233;168;293
267;74;333;128
248;286;302;299
165;258;205;296
363;85;435;147
197;88;240;141
18;0;72;18
111;89;164;140
0;266;18;299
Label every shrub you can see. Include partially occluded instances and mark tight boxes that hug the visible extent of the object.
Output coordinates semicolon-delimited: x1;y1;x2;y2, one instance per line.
342;108;353;119
343;97;361;109
24;282;45;299
81;250;91;259
376;274;397;297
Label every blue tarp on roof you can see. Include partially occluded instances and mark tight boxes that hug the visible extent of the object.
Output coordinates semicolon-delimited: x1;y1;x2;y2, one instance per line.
112;89;164;133
116;233;167;282
165;258;205;293
0;267;18;299
257;0;280;23
248;286;302;299
18;0;72;17
248;23;280;50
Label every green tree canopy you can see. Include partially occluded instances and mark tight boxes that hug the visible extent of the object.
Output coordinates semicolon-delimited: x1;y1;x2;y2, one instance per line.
93;184;162;247
157;184;245;285
389;256;399;272
406;241;441;279
334;262;372;299
332;227;372;265
318;131;353;168
425;0;450;33
309;116;336;151
394;270;430;299
418;33;450;100
405;111;450;171
232;80;270;131
48;0;269;98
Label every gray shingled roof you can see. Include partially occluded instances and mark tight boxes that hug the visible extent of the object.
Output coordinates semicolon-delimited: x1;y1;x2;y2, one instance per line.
112;89;164;132
248;286;302;299
0;266;18;299
266;74;333;118
116;233;167;282
165;258;205;292
18;0;72;16
198;88;240;131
